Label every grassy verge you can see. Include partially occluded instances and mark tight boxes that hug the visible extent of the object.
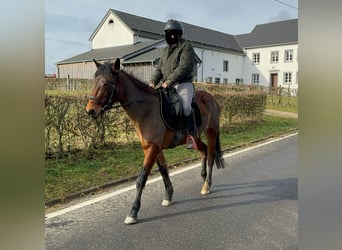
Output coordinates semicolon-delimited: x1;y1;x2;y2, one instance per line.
45;115;298;202
266;95;298;113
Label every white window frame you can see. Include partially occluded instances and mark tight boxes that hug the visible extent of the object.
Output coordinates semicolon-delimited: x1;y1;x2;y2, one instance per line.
284;72;292;84
252;73;259;84
253;53;260;64
285;49;293;62
271;51;279;63
223;60;229;72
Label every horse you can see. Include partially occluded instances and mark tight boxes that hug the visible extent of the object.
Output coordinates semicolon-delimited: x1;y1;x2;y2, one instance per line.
86;58;225;224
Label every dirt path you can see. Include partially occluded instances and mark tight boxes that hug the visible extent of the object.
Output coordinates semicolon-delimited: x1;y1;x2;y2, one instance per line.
263;109;298;118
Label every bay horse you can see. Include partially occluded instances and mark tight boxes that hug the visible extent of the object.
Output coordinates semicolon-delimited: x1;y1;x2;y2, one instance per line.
86;58;225;224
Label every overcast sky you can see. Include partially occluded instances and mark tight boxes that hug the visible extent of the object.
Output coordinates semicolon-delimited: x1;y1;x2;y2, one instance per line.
45;0;298;74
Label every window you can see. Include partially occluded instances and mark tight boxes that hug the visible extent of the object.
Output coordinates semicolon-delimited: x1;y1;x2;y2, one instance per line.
223;60;229;72
271;51;279;63
223;78;228;84
206;77;212;83
285;50;293;62
284;72;292;84
253;53;260;64
215;77;220;84
108;19;114;24
252;74;259;84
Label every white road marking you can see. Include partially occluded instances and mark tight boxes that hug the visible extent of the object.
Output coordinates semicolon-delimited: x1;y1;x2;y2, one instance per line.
45;132;297;220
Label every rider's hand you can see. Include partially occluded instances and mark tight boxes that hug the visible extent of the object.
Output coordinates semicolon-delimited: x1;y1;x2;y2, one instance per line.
148;82;155;88
162;80;171;89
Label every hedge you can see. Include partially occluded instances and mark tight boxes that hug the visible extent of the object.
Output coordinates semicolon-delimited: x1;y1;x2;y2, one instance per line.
45;87;266;157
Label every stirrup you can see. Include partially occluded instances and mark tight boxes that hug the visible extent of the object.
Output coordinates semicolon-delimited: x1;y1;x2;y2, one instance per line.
186;135;198;149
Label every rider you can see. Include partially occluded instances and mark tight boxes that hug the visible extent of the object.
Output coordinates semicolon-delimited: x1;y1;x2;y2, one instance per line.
149;19;198;149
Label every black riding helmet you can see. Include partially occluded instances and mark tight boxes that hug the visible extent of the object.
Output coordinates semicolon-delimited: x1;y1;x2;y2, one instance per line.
164;19;183;45
164;19;183;35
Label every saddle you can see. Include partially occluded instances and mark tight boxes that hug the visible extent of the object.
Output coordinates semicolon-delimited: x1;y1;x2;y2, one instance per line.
158;87;201;131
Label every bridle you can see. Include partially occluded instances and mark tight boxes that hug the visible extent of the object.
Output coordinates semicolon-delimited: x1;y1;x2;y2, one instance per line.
89;70;153;112
89;71;118;112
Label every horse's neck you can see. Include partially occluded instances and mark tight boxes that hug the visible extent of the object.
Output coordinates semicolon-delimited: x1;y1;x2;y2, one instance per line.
119;74;157;121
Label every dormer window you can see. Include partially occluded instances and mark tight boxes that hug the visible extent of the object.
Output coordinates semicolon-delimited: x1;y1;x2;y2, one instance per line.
108;19;114;24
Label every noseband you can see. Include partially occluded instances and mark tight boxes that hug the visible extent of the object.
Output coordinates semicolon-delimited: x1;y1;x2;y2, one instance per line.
90;71;118;112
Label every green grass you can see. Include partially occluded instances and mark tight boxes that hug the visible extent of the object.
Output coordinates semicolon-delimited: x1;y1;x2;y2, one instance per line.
266;95;298;113
45;115;298;202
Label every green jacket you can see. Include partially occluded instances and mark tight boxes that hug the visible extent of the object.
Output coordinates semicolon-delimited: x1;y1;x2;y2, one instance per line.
151;39;195;87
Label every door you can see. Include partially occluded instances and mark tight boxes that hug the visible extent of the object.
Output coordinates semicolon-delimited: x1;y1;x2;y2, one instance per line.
270;73;278;88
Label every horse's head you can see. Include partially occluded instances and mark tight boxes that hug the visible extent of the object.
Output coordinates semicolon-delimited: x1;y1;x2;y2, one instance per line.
86;58;120;119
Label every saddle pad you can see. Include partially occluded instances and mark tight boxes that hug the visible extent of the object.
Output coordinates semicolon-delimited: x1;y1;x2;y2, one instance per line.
159;91;201;131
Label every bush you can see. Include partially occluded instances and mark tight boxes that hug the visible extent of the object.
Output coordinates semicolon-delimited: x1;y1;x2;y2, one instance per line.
213;91;266;127
45;86;266;157
45;93;136;158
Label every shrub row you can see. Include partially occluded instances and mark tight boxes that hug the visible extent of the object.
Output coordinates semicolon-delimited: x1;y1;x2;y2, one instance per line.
45;87;266;157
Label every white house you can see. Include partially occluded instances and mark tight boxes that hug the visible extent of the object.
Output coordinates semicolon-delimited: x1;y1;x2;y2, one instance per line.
236;19;298;91
56;9;298;90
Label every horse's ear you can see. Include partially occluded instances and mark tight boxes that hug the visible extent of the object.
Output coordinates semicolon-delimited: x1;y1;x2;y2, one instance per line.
93;58;101;68
114;58;120;70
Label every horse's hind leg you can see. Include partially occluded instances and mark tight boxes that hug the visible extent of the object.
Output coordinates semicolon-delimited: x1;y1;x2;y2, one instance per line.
195;138;211;195
156;152;174;206
198;142;208;182
200;128;217;195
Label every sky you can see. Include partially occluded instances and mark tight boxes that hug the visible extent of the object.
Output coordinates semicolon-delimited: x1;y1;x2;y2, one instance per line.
45;0;298;74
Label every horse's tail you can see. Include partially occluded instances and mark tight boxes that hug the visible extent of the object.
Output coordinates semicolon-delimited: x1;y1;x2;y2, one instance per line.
214;132;225;169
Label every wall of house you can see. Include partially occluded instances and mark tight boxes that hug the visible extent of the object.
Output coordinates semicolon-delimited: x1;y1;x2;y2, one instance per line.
194;48;245;84
91;13;134;49
242;44;298;88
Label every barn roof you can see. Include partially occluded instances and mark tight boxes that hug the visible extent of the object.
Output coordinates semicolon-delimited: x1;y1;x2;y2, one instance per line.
235;19;298;48
56;40;160;65
122;46;202;65
122;47;164;64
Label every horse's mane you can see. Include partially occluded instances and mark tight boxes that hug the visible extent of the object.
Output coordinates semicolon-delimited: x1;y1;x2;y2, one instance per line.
119;70;156;94
94;62;156;94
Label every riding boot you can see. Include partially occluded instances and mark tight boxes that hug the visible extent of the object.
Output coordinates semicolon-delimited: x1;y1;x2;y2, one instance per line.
184;111;198;149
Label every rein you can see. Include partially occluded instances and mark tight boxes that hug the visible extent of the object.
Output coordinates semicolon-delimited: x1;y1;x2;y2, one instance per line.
90;70;157;111
106;96;153;110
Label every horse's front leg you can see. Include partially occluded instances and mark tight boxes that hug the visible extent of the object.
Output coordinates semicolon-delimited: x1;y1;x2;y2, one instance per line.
156;152;173;206
124;144;159;225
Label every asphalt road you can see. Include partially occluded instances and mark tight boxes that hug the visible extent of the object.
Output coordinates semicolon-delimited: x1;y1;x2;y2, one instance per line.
45;133;298;250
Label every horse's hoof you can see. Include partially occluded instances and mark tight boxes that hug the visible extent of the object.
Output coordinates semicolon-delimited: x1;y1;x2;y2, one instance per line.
124;216;137;225
200;189;210;195
161;199;173;206
200;182;210;195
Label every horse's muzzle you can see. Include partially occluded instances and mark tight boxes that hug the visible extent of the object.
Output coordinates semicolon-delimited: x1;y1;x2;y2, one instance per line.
86;100;103;119
87;108;96;117
86;107;104;119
